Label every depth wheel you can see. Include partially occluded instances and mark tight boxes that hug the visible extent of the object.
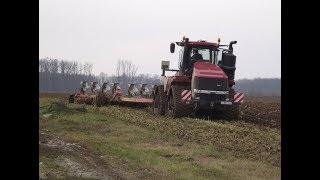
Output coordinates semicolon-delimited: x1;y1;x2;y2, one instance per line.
153;85;166;115
68;94;75;103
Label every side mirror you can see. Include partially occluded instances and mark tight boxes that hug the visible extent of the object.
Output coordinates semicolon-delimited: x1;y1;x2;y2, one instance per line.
170;43;175;53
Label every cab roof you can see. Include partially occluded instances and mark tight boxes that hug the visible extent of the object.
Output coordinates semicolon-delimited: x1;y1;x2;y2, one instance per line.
176;40;218;47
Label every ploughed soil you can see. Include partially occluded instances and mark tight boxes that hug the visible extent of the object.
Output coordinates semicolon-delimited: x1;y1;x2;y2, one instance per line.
40;92;281;129
240;97;280;129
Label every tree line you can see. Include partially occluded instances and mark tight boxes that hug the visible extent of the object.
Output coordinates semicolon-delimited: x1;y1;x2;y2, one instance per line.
39;58;161;92
39;58;280;96
234;78;281;96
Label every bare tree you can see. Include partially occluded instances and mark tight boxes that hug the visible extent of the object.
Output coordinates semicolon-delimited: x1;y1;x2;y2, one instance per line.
39;59;45;72
65;61;72;74
39;58;50;73
50;59;59;73
98;72;108;84
77;62;83;75
115;59;138;90
83;63;93;76
59;60;68;74
116;60;121;81
88;63;93;76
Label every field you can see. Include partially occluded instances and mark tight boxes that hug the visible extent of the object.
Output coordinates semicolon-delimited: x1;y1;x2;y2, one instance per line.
39;93;281;179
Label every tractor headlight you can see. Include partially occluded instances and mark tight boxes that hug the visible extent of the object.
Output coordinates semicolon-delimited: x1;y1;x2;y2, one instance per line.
194;89;200;94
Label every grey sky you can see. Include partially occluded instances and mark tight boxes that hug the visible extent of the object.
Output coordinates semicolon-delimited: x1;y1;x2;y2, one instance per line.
39;0;281;79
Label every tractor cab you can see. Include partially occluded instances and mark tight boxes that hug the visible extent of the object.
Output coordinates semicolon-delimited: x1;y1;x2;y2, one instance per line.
168;37;238;86
185;45;220;76
170;38;221;76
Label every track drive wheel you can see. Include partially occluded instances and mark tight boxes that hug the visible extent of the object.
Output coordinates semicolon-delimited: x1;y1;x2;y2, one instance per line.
223;104;240;120
153;85;166;115
166;85;191;118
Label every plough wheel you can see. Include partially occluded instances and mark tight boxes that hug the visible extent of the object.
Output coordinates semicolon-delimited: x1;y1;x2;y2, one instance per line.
68;94;75;103
94;92;108;107
153;85;166;115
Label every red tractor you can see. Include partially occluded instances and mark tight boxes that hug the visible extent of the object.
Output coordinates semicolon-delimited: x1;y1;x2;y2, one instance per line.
153;37;244;119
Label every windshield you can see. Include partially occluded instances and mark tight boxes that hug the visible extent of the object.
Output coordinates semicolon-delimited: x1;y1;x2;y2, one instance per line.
188;47;220;64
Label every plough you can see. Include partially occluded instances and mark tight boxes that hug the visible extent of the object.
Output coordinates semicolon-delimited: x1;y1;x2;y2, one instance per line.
69;81;154;107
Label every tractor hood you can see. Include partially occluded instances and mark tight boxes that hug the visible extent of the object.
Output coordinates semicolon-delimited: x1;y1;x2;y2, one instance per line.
192;61;228;79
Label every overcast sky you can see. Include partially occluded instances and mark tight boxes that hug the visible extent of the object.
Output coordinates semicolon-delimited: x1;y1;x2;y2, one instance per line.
39;0;281;79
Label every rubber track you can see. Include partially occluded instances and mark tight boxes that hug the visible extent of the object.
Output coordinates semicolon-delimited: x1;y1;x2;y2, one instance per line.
169;85;191;118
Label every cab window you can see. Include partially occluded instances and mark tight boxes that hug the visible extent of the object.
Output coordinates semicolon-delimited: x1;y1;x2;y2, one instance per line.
190;48;213;62
216;50;223;65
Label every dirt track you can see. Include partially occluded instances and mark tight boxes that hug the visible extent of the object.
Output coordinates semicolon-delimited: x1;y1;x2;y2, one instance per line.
39;132;122;179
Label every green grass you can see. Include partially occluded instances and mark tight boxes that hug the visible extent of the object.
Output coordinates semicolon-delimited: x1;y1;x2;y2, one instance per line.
39;98;280;179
